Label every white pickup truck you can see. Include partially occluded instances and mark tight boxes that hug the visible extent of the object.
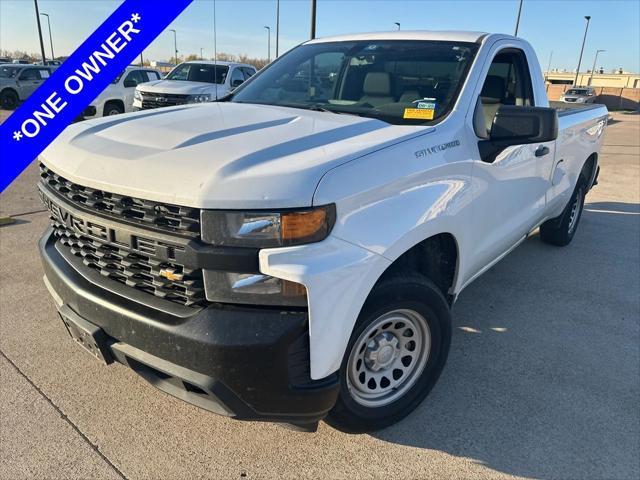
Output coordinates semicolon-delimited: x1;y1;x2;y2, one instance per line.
132;60;256;110
80;65;163;118
38;31;606;432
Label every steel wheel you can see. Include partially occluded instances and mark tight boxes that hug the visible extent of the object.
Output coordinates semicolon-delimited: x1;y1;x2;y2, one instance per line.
346;309;431;407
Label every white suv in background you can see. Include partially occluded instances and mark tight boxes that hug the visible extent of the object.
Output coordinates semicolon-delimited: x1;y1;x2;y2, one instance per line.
81;65;163;118
132;61;256;110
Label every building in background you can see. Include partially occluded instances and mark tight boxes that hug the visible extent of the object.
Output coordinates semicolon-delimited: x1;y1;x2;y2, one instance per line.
545;71;640;88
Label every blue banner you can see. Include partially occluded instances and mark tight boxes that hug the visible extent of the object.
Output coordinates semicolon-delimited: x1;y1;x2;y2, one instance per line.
0;0;193;192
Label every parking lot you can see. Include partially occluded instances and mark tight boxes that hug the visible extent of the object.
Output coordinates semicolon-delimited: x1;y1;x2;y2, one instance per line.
0;110;638;479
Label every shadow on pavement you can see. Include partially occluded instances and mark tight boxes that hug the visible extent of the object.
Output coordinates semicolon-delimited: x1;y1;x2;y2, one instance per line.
372;203;640;479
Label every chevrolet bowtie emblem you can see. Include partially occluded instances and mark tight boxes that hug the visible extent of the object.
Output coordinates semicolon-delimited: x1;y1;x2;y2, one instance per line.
160;268;184;281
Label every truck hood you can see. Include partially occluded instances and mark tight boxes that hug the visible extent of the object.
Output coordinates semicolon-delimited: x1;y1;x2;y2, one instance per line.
41;102;432;208
137;80;218;95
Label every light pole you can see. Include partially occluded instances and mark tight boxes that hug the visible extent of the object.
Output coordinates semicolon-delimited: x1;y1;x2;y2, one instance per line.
264;26;271;63
33;0;47;64
574;15;591;86
589;49;605;86
169;29;178;64
40;12;54;60
514;0;524;36
310;0;317;39
275;0;280;58
394;22;400;30
200;48;204;60
545;50;553;81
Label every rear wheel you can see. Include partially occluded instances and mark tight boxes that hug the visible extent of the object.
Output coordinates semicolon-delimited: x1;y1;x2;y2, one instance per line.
0;89;19;110
540;174;587;246
103;102;124;116
327;274;451;432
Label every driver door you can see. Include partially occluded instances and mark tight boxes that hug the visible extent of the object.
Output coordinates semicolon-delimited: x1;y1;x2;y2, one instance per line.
17;68;47;99
122;70;145;112
467;47;556;277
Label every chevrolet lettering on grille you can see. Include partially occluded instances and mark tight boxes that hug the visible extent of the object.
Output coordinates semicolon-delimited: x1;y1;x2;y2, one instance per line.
39;187;184;260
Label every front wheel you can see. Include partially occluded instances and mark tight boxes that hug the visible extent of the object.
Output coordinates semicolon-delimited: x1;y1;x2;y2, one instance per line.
327;274;451;432
103;102;124;116
540;174;587;246
0;89;19;110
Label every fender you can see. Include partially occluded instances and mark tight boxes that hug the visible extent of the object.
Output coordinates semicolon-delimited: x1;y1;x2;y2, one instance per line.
260;126;477;380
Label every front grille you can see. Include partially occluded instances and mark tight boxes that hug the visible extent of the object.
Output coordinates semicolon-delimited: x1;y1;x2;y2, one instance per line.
564;97;576;102
39;164;200;237
52;219;207;308
140;91;190;109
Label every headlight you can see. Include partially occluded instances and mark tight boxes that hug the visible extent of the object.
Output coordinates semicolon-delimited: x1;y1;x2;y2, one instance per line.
201;205;336;247
134;89;142;101
188;94;211;103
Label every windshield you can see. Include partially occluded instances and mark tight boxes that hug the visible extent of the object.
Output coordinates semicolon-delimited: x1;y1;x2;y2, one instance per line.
566;89;589;95
166;63;229;84
231;40;478;125
0;65;21;78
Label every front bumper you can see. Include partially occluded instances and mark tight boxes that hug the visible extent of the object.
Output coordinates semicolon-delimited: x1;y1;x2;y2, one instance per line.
39;229;339;426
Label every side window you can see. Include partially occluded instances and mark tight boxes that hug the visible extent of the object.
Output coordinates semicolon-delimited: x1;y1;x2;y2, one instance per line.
19;68;39;80
477;49;534;135
241;67;256;80
230;68;245;87
123;70;145;87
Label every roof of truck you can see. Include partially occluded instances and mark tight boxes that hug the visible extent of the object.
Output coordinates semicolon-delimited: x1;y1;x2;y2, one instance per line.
306;30;490;44
180;60;255;68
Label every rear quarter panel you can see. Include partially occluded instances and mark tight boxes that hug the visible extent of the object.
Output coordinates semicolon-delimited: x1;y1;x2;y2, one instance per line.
546;105;608;218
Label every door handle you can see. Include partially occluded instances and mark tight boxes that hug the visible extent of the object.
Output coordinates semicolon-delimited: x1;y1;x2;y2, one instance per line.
535;145;550;157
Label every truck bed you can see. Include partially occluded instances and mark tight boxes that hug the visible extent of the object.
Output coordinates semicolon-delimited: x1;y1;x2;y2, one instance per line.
550;101;606;117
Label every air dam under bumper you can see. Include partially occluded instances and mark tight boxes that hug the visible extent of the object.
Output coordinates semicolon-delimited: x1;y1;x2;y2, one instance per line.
39;228;339;427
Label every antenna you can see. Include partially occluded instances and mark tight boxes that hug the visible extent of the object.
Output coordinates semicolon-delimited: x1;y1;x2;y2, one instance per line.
213;0;218;100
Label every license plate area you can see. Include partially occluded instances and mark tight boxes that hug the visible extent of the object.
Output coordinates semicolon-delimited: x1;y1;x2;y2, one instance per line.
58;307;113;365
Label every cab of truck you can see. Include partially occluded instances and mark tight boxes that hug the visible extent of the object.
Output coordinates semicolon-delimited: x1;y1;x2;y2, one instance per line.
132;60;256;110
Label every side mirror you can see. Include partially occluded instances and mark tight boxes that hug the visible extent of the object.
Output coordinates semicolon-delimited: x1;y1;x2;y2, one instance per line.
123;79;137;88
231;78;244;88
478;105;558;163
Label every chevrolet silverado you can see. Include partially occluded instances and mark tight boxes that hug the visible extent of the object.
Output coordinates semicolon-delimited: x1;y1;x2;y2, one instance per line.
38;31;607;432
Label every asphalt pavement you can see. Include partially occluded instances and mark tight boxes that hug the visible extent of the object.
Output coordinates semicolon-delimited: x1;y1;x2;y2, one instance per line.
1;110;638;480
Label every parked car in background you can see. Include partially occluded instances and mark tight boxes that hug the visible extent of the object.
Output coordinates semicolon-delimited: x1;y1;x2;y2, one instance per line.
0;57;11;64
0;64;57;109
133;61;256;110
34;60;63;66
560;86;597;103
12;59;31;64
80;65;163;118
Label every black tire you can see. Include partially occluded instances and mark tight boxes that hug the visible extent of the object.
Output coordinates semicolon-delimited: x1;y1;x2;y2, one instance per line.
326;273;452;433
540;174;587;246
103;102;124;116
0;89;19;110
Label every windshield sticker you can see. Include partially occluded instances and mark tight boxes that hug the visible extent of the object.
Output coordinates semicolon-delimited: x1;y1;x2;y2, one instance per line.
405;98;436;120
404;107;434;120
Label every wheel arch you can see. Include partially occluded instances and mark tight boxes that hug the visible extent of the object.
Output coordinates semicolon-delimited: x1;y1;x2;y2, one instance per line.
375;232;460;304
103;99;124;115
581;152;598;190
1;87;20;100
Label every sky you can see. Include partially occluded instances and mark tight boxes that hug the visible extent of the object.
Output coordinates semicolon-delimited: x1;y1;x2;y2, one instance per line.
1;0;639;73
